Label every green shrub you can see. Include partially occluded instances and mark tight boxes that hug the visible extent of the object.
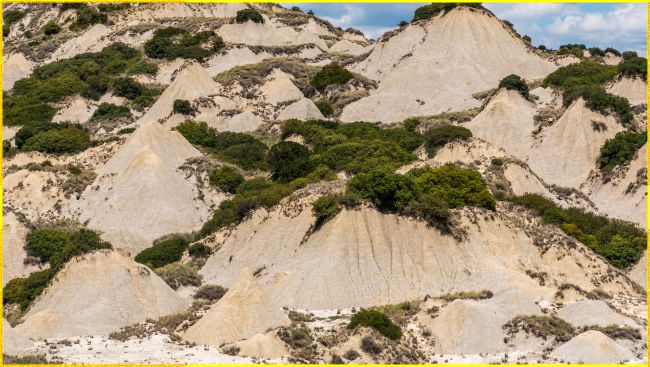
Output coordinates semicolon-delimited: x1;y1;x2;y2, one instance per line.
604;47;621;56
14;121;60;148
187;243;212;258
498;74;529;98
4;10;25;24
412;3;483;22
403;118;421;132
312;139;415;174
3;140;16;157
134;236;189;269
194;284;227;301
310;63;353;91
557;44;586;58
91;103;132;121
209;166;244;193
348;309;402;340
411;164;496;210
504;315;575;342
588;47;605;57
598;131;646;173
312;194;342;224
144;27;224;61
315;99;334;117
97;3;130;12
423;125;472;156
173;99;193;115
118;127;136;135
618;56;647;81
70;6;108;31
622;51;638;60
236;8;264;24
3;268;57;310
522;35;531;43
212;35;226;52
42;21;61;35
112;77;144;100
491;158;503;166
128;61;159;76
25;228;71;263
175;120;269;170
268;141;312;182
406;194;450;224
155;263;202;289
22;127;92;154
508;193;646;268
5;43;141;125
543;60;617;88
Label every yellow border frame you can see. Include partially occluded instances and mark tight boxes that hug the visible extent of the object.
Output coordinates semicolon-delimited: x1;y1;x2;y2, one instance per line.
0;1;647;366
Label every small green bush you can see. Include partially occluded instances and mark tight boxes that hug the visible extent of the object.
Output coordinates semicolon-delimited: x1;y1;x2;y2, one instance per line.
268;141;312;182
498;74;529;98
348;309;402;340
505;315;575;342
423;125;472;156
403;118;421;132
194;284;227;301
118;127;136;135
310;63;353;91
42;21;61;35
91;103;132;121
155;263;202;289
312;194;342;224
70;6;108;31
622;51;638;60
412;3;483;22
618;56;647;81
3;268;57;311
144;27;224;61
315;99;334;117
22;127;92;154
598;131;646;173
173;99;193;115
128;61;159;76
25;228;71;263
588;47;605;57
175;120;269;170
209;166;245;193
187;243;212;258
491;158;503;166
112;77;145;100
508;193;646;268
557;44;586;58
236;8;264;24
135;236;189;269
14;121;60;148
604;47;621;56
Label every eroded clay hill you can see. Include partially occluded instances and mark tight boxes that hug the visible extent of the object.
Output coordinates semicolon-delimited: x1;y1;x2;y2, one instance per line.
15;249;188;339
71;122;223;255
340;6;556;123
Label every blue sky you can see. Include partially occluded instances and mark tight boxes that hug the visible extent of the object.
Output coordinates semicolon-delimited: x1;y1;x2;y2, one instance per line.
282;3;647;55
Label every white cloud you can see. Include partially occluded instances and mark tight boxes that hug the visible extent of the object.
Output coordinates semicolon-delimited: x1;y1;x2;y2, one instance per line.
547;4;646;42
486;3;572;20
321;5;366;28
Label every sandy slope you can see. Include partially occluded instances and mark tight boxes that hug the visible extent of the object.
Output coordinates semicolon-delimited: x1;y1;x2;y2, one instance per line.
606;76;648;106
341;7;556;123
15;249;189;339
199;191;638;310
2;53;33;91
218;17;328;50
